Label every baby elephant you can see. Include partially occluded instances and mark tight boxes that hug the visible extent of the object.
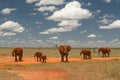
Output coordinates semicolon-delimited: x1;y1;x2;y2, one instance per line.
34;52;42;62
80;49;91;60
41;55;47;63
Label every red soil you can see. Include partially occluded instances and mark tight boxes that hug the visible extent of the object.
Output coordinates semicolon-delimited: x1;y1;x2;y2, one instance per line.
0;56;120;80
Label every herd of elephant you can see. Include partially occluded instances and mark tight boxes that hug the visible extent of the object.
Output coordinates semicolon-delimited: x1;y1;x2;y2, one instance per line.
11;45;111;63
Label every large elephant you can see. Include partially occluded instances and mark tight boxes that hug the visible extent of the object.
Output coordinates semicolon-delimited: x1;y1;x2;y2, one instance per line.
80;49;91;59
34;52;42;62
12;47;23;62
58;45;71;62
98;47;111;57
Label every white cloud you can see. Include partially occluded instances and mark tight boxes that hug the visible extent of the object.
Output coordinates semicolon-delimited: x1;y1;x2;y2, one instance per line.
0;21;25;35
88;34;97;38
40;1;92;34
58;20;81;27
50;36;58;39
97;18;112;24
43;13;49;16
97;14;114;24
1;8;16;15
96;40;105;43
99;20;120;29
35;0;65;6
103;0;112;3
109;39;119;43
47;1;92;21
80;30;87;34
0;31;16;36
37;6;57;12
35;21;42;25
39;27;67;34
87;2;91;6
97;10;101;13
26;0;39;4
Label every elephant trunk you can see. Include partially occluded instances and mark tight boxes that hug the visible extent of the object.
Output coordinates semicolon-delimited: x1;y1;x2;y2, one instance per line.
12;51;15;57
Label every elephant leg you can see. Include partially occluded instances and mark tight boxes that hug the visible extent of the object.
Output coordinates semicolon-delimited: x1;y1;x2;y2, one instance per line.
102;53;105;57
89;54;91;59
107;53;109;57
44;59;46;63
83;54;86;59
37;56;39;62
43;58;45;63
65;55;68;62
61;54;64;62
19;55;22;61
40;57;41;61
42;58;44;63
103;53;107;57
15;55;18;62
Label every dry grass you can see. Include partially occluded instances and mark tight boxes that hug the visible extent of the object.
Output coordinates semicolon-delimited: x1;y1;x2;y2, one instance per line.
24;60;120;80
0;48;120;80
0;48;120;58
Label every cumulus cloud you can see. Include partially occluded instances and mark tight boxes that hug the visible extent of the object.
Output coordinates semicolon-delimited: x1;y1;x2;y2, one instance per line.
103;0;112;3
97;14;114;24
87;2;91;6
39;27;66;34
99;20;120;29
26;0;39;4
35;0;65;12
0;8;16;15
88;34;97;38
35;21;42;25
50;36;58;39
0;21;25;36
109;39;119;43
37;6;57;12
80;30;87;34
40;1;92;34
0;31;16;36
35;0;65;6
47;1;92;21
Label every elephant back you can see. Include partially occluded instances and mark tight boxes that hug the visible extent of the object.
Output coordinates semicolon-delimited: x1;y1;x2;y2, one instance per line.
80;49;91;54
106;47;111;53
58;45;71;53
14;47;23;55
34;52;42;57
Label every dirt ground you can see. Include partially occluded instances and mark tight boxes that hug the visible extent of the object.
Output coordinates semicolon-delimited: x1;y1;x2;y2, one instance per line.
0;56;120;80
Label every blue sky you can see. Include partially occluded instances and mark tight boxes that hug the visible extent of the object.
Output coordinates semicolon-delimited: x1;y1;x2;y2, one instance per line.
0;0;120;48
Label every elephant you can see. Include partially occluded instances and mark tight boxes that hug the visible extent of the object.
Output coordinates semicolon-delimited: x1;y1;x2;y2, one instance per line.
80;49;91;59
41;55;47;63
12;47;23;62
58;45;71;62
34;52;42;62
98;47;111;57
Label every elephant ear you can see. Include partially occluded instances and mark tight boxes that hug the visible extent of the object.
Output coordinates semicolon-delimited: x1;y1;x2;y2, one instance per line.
58;45;64;53
67;45;71;52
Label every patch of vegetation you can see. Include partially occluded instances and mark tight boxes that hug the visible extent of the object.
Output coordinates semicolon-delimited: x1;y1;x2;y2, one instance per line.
26;60;120;80
0;70;23;80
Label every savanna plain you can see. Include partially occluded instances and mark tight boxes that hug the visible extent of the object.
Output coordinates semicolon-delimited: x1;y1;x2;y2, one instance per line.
0;48;120;80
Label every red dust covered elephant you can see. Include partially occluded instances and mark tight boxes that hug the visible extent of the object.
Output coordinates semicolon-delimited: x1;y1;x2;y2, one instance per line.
34;52;42;62
58;45;71;62
80;49;91;59
12;47;23;62
34;52;47;63
98;47;111;57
